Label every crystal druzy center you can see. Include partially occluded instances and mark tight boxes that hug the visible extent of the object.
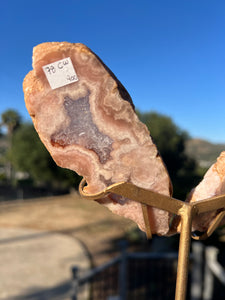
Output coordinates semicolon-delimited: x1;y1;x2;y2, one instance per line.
51;93;113;163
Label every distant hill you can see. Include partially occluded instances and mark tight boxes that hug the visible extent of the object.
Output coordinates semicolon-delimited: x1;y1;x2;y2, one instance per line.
185;138;225;168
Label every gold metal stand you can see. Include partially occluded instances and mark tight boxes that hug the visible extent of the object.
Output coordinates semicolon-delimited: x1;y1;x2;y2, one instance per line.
79;179;225;300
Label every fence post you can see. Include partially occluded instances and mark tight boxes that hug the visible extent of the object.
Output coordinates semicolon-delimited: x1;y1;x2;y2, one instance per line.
203;256;213;300
203;245;225;300
191;242;204;300
119;240;128;300
71;266;79;300
205;246;225;284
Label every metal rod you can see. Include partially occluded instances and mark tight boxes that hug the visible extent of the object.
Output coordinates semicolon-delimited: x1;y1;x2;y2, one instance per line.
175;205;194;300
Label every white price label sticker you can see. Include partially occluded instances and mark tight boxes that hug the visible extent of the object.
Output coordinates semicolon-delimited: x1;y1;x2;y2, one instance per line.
42;57;78;90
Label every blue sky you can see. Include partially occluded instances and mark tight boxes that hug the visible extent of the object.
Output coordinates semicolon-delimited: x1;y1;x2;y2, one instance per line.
1;0;225;143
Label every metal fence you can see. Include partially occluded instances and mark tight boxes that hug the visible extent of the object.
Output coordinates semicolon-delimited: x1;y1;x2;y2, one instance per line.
71;242;225;300
191;243;225;300
71;246;180;300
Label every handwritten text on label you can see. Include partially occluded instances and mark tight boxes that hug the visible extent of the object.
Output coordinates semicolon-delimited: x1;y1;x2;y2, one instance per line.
42;57;78;90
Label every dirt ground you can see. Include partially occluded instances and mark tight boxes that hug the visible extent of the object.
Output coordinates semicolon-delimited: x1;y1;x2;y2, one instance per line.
0;193;136;266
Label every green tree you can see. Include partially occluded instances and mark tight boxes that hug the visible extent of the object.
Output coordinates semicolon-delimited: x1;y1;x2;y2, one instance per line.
138;111;201;199
1;109;21;136
9;123;80;189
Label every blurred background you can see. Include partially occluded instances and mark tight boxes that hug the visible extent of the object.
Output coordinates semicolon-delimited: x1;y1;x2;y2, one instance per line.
1;0;225;299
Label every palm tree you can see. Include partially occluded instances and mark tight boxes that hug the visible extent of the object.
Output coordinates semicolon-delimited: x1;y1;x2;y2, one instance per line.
1;109;21;136
0;109;21;182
